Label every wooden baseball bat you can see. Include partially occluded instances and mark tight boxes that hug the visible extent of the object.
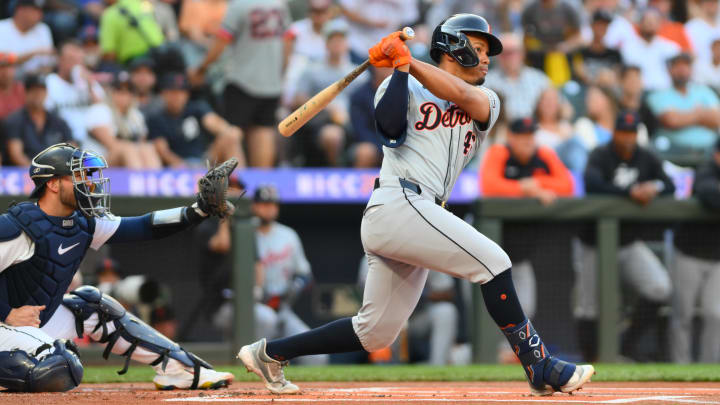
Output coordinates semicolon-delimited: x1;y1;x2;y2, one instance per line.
278;27;415;137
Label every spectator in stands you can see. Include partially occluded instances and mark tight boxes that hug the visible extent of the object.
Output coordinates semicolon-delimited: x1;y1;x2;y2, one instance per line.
0;53;25;120
79;25;102;71
349;66;392;168
648;0;693;53
485;33;551;122
177;0;227;67
595;0;637;51
4;74;73;165
99;0;165;65
481;117;574;205
127;56;160;113
282;0;335;107
146;72;245;168
693;37;720;93
191;0;290;168
648;52;720;164
617;65;645;111
574;85;617;153
293;20;361;167
45;41;130;164
671;138;720;363
521;0;582;86
0;0;55;76
251;185;327;365
685;0;720;65
576;110;674;362
338;0;418;64
534;87;587;172
571;9;622;88
108;70;162;168
620;8;680;91
150;0;179;43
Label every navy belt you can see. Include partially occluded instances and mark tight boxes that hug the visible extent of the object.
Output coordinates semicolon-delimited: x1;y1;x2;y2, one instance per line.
373;178;447;208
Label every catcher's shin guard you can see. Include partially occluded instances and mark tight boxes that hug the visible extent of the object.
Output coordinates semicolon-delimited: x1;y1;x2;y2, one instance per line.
0;339;83;392
62;286;212;389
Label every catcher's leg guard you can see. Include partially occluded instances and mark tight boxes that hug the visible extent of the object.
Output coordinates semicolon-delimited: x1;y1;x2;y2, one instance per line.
0;339;83;392
62;285;212;389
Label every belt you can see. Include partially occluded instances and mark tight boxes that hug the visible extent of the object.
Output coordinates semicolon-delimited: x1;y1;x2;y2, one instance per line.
373;177;447;208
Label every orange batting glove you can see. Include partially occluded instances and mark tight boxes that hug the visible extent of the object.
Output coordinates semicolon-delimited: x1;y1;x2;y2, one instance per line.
382;37;411;68
369;42;393;67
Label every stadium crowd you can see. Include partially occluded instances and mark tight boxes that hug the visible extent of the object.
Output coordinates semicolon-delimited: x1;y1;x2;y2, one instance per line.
2;0;720;364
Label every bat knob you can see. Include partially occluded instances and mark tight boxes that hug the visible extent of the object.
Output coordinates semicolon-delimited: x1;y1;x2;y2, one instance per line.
400;27;415;41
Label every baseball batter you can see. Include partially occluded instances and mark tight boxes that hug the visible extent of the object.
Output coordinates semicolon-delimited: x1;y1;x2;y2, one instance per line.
0;143;235;392
239;14;594;396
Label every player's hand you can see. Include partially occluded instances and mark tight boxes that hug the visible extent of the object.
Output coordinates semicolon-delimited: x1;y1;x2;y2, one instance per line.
5;305;45;327
369;42;393;67
381;35;411;68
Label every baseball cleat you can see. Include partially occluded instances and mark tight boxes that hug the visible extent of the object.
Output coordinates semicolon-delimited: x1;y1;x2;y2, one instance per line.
529;362;595;396
237;338;300;394
153;366;234;390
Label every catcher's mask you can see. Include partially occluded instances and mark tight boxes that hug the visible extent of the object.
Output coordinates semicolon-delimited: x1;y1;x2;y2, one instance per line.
30;143;111;218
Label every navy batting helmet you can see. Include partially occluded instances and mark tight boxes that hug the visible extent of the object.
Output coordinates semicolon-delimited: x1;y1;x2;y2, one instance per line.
30;143;111;217
430;14;503;67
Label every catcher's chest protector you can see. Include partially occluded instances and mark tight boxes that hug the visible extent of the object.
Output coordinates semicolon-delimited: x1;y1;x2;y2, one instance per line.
1;203;94;326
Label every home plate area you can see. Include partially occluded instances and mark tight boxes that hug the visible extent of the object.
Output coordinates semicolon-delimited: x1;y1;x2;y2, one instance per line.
165;382;720;404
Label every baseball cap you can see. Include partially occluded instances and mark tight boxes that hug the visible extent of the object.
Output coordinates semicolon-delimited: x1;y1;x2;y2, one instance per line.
323;19;348;38
592;9;613;23
24;74;46;89
253;185;279;203
159;72;189;90
79;25;99;43
16;0;45;9
614;110;641;132
0;52;17;67
128;56;155;72
509;117;537;134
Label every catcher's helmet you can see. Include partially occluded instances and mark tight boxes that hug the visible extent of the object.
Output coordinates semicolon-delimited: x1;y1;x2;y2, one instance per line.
29;143;110;218
430;14;503;67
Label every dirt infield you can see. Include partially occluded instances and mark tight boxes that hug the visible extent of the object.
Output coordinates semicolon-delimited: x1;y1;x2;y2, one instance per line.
2;381;720;404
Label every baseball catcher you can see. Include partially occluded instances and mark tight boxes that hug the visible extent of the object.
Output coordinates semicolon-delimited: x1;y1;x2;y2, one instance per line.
0;143;237;392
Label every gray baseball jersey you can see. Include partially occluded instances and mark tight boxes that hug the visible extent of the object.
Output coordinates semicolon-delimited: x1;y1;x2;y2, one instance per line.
256;222;311;297
352;74;512;353
220;0;290;97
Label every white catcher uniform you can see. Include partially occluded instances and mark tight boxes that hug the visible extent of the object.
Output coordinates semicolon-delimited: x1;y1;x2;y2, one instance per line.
354;75;511;352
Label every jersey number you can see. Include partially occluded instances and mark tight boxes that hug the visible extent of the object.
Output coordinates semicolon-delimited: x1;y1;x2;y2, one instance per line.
250;9;285;39
463;131;476;155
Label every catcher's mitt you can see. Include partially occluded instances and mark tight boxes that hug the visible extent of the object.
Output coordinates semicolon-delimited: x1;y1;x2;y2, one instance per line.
196;157;239;218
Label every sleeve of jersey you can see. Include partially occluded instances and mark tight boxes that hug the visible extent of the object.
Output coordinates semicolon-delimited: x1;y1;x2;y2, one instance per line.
534;147;575;196
474;87;501;132
479;145;524;197
373;70;409;148
218;0;244;41
291;230;311;277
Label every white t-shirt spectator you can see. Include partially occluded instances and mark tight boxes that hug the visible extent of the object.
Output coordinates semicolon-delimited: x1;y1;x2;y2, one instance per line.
339;0;418;58
685;18;720;64
0;18;54;75
485;66;551;121
282;18;328;106
620;35;680;91
603;14;637;49
45;70;113;153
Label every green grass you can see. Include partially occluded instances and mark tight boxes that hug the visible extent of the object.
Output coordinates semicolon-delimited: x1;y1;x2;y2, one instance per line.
83;363;720;384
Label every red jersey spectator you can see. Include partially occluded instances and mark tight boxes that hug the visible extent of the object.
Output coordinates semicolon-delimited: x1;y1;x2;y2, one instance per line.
481;117;574;205
0;53;25;120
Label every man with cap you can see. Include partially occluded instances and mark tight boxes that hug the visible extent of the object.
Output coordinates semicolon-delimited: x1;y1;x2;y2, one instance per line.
249;185;327;365
671;137;720;363
145;72;245;168
574;110;675;362
0;0;54;76
127;57;160;114
0;53;24;121
648;52;720;165
292;19;363;166
5;74;73;165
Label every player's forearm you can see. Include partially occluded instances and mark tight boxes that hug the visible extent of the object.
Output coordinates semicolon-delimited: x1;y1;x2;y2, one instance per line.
374;70;408;139
408;59;489;122
107;206;207;243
